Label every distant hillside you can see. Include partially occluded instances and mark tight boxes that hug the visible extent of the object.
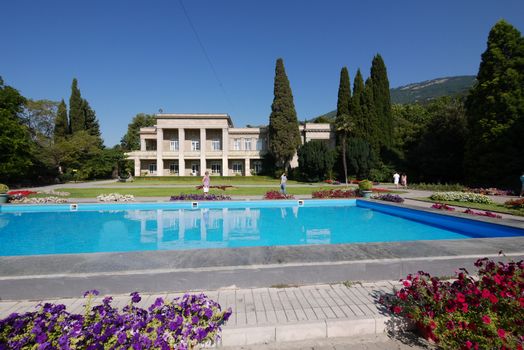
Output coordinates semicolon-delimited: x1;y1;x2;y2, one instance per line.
312;75;476;122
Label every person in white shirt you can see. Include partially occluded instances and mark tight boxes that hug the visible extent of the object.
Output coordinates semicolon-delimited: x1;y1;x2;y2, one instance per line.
393;172;400;189
280;172;288;195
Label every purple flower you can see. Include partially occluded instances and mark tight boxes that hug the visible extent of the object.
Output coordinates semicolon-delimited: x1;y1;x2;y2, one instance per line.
130;292;141;303
83;290;100;298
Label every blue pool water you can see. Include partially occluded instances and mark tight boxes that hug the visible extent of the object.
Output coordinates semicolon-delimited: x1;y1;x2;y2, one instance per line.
0;200;522;256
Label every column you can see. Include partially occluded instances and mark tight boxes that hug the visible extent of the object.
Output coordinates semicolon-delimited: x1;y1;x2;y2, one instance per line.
200;128;206;176
222;128;229;176
156;128;164;176
140;138;146;151
245;158;251;176
134;158;141;177
178;128;185;176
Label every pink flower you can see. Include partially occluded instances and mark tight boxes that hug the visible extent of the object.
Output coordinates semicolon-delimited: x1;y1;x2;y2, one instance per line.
403;280;411;287
497;329;506;339
489;294;498;304
461;303;468;312
393;306;402;314
465;340;473;349
482;315;491;324
456;292;466;303
481;289;491;299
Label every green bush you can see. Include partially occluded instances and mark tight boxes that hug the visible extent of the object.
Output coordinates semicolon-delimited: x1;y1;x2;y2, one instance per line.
0;184;9;193
358;180;373;191
409;183;465;191
430;191;493;204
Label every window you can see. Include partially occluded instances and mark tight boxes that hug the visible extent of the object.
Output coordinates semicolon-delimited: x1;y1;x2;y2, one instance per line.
145;140;157;151
148;164;157;174
232;162;243;174
191;140;200;151
211;139;221;151
252;161;262;175
256;139;263;151
211;163;222;175
169;163;179;174
169;139;179;151
233;138;241;151
191;163;200;176
244;138;252;150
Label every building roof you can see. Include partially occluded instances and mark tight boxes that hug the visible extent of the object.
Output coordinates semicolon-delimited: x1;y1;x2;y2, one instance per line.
155;113;234;127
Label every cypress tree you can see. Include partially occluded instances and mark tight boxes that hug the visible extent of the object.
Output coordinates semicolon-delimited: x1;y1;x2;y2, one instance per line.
363;77;379;152
82;99;103;147
335;67;351;184
69;78;85;134
370;54;393;148
54;99;69;141
465;20;524;188
351;69;365;139
268;58;301;169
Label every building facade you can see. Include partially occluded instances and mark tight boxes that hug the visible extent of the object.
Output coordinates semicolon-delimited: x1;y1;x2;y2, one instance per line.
126;113;334;176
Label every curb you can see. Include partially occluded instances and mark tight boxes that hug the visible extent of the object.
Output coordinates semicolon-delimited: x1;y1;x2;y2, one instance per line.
220;315;389;347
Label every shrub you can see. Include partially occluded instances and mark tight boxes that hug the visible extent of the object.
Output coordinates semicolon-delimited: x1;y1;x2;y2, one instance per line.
466;187;514;196
373;194;404;203
0;291;231;349
264;191;295;199
430;192;493;204
0;184;8;193
382;258;524;349
358;180;373;191
409;183;465;192
312;189;358;199
170;194;231;201
504;198;524;209
195;185;234;191
97;193;135;202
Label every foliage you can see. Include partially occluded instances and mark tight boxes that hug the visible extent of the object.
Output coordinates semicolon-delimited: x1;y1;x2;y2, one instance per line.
268;58;301;169
81;98;103;147
431;203;455;211
195;185;234;191
505;198;524;209
465;20;524;189
0;184;9;193
0;291;231;349
22;99;58;141
466;187;514;196
372;194;404;203
335;67;352;184
263;190;295;200
312;189;358;198
463;208;502;219
346;137;376;179
371;54;393;148
120;113;156;150
358;179;373;191
430;192;493;204
68;78;84;134
297;140;336;182
382;258;524;349
409;183;465;192
170;193;232;201
54;99;69;141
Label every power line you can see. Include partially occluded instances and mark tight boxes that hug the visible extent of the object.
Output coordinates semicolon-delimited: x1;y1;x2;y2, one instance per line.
178;0;235;112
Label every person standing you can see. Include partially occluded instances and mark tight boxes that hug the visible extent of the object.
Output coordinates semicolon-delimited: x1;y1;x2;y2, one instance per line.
202;171;210;195
280;172;288;195
401;173;408;188
520;172;524;197
393;172;400;189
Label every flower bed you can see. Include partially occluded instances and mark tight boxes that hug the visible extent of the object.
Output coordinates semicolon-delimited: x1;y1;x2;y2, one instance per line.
0;291;231;349
505;198;524;209
263;191;295;199
431;203;456;211
9;196;68;204
195;185;234;191
372;194;404;203
430;192;493;204
463;208;502;219
7;190;37;198
323;179;341;185
381;258;524;349
312;189;358;199
372;188;391;193
97;193;135;202
170;194;231;201
465;187;514;196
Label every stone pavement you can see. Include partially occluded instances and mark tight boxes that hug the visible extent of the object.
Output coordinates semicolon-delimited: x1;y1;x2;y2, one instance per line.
0;281;417;347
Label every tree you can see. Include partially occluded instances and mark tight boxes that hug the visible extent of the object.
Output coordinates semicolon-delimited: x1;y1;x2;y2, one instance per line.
22;99;58;141
82;99;104;147
268;58;301;169
346;137;375;179
334;67;351;184
0;77;33;182
465;20;524;188
69;78;85;134
120;113;156;150
351;69;365;139
363;77;379;152
370;54;393;148
297;140;336;182
54;99;69;141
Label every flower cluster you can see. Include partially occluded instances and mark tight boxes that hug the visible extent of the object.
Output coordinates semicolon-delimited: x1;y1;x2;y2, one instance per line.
263;191;295;199
7;190;36;198
9;196;68;204
505;198;524;210
323;179;341;185
312;189;358;198
0;291;231;349
97;193;135;202
431;203;456;211
170;194;232;201
463;208;502;219
195;185;234;191
372;194;404;203
382;258;524;349
465;188;514;196
430;192;494;204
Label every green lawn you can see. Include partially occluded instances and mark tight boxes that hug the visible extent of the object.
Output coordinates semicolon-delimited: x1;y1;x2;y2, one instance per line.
417;197;524;217
115;175;310;186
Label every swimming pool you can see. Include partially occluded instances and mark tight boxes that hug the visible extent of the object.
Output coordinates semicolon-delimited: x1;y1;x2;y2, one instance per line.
0;200;522;256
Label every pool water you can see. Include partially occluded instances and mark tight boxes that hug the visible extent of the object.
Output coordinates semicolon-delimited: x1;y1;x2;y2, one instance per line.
1;200;522;256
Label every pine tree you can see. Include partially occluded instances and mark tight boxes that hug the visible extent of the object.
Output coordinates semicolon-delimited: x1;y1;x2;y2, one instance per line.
465;20;524;188
335;67;351;184
351;69;365;139
370;54;393;148
54;99;69;141
268;58;301;169
82;99;103;147
69;78;85;134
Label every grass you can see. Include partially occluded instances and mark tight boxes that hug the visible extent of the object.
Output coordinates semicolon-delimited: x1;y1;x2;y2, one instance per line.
43;186;343;198
121;176;309;186
417;197;524;217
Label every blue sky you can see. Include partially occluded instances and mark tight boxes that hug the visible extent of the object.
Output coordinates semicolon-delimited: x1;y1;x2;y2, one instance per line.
2;0;523;146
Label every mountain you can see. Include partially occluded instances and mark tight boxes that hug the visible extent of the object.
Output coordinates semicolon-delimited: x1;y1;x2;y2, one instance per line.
312;75;476;122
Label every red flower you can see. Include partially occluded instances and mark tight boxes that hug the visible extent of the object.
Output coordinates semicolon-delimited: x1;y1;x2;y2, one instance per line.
456;292;466;303
403;280;411;287
393;306;402;314
465;340;473;349
429;320;437;330
461;303;468;312
481;289;491;299
489;294;498;304
497;329;506;339
482;315;491;324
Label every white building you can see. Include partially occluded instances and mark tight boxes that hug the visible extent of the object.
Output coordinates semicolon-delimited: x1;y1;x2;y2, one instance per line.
126;113;334;176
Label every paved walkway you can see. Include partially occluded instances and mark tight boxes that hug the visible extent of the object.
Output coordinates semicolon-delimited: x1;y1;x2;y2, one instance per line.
0;281;419;347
